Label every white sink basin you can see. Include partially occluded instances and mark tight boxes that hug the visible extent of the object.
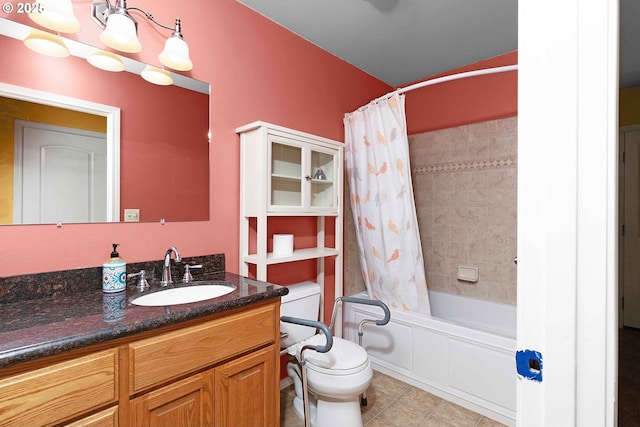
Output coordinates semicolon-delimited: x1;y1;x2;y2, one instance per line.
130;283;236;306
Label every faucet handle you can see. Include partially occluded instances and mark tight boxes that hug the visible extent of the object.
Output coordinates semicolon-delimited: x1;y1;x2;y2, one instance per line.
183;264;203;282
128;270;149;291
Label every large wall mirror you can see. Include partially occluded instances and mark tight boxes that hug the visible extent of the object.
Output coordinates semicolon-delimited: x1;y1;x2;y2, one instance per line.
0;18;210;225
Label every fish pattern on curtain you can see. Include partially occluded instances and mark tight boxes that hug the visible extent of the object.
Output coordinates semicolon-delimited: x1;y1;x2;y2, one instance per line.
344;92;431;315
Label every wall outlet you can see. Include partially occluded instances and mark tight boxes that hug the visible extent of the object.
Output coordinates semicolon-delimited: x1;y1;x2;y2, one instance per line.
124;209;140;222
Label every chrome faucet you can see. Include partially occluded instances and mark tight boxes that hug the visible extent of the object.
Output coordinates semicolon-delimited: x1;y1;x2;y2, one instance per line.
161;246;181;285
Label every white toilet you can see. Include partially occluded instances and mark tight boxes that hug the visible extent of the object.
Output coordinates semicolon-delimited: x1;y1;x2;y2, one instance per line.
280;281;372;427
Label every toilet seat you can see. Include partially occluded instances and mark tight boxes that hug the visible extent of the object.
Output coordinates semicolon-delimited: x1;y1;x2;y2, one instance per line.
288;334;370;376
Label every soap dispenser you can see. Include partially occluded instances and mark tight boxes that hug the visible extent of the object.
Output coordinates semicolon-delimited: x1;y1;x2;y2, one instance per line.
102;243;126;293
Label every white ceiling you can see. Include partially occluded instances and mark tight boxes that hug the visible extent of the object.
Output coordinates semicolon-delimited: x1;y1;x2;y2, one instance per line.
238;0;640;89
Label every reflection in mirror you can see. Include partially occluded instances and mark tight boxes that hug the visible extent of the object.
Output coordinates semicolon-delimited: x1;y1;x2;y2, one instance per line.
0;18;210;225
0;87;119;224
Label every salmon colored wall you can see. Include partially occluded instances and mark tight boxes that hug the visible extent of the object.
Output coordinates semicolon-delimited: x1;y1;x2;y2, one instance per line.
0;98;106;224
0;1;390;278
620;86;640;127
404;51;518;134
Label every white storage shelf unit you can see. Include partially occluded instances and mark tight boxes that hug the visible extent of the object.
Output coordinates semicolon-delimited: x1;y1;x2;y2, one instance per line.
237;121;344;320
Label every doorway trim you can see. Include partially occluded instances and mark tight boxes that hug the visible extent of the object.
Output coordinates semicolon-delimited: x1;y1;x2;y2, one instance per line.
517;0;618;425
0;82;120;222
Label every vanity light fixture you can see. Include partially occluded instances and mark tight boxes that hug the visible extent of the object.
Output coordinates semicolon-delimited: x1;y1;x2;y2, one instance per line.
141;64;173;86
28;0;81;34
24;0;78;58
23;28;70;57
86;49;126;72
91;0;193;71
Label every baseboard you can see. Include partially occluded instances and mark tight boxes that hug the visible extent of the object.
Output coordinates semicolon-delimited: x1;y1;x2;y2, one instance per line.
280;376;293;390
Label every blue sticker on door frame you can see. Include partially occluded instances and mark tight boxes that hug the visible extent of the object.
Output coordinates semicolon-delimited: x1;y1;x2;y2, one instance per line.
515;349;543;382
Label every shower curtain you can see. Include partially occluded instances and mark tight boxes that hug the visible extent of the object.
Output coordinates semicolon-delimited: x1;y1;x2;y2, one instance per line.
344;92;431;314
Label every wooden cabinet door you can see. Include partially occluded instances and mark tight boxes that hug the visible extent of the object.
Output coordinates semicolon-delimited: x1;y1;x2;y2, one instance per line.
214;345;279;427
131;371;213;427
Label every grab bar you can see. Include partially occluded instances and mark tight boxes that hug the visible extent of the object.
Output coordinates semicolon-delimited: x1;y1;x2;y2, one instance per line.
328;296;391;332
281;316;334;427
280;316;333;353
341;297;391;325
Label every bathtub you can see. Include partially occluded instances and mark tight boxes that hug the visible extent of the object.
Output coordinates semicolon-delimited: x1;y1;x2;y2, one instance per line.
342;290;516;426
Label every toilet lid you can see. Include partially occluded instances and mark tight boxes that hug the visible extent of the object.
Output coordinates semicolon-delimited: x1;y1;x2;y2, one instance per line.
288;334;370;375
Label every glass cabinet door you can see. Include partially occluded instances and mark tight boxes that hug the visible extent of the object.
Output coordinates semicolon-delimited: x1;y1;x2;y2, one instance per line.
308;148;336;209
270;141;302;207
269;137;338;212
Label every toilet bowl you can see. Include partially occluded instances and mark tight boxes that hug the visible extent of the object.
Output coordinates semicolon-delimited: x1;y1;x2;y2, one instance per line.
280;282;373;427
286;335;373;427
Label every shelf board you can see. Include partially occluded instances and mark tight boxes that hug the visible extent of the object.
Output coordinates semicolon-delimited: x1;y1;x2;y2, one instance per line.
271;173;301;181
263;211;339;217
244;247;339;265
271;175;333;185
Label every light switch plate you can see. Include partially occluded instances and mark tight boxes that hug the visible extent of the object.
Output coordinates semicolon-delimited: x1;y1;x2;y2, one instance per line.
124;208;140;222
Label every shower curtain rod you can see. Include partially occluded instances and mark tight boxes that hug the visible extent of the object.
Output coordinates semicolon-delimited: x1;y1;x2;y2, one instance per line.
368;64;518;105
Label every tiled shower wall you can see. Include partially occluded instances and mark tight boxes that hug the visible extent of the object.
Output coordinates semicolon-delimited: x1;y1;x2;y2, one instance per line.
410;117;517;305
343;117;517;306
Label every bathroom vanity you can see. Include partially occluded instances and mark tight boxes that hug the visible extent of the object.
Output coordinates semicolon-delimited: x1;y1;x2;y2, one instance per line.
0;259;286;427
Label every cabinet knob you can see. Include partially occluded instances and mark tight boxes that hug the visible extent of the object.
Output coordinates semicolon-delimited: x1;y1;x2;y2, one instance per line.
305;175;312;181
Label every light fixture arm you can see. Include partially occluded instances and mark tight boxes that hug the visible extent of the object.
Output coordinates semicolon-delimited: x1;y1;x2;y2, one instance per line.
126;6;182;37
91;1;183;37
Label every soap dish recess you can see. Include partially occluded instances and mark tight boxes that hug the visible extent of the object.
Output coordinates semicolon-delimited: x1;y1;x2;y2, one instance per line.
457;266;479;283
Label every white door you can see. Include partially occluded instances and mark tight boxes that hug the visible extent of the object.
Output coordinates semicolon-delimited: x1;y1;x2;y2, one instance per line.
13;120;107;224
622;127;640;328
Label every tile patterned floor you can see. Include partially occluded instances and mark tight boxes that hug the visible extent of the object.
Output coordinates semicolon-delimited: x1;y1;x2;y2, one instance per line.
280;370;507;427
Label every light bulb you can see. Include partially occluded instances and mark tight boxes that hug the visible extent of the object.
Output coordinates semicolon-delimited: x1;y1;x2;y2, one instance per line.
28;0;80;33
141;65;173;86
87;49;125;72
100;12;141;53
23;29;70;57
159;36;193;71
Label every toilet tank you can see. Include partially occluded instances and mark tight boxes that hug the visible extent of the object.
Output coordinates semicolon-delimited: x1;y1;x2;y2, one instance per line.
280;281;321;349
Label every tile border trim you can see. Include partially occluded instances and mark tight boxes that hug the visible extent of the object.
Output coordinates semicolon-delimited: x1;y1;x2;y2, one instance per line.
412;157;517;175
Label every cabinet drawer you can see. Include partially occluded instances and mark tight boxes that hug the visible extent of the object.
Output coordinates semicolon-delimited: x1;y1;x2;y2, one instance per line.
130;303;277;393
0;348;118;426
64;406;118;427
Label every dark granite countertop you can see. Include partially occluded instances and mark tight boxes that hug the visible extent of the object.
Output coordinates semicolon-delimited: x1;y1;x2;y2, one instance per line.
0;259;288;369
